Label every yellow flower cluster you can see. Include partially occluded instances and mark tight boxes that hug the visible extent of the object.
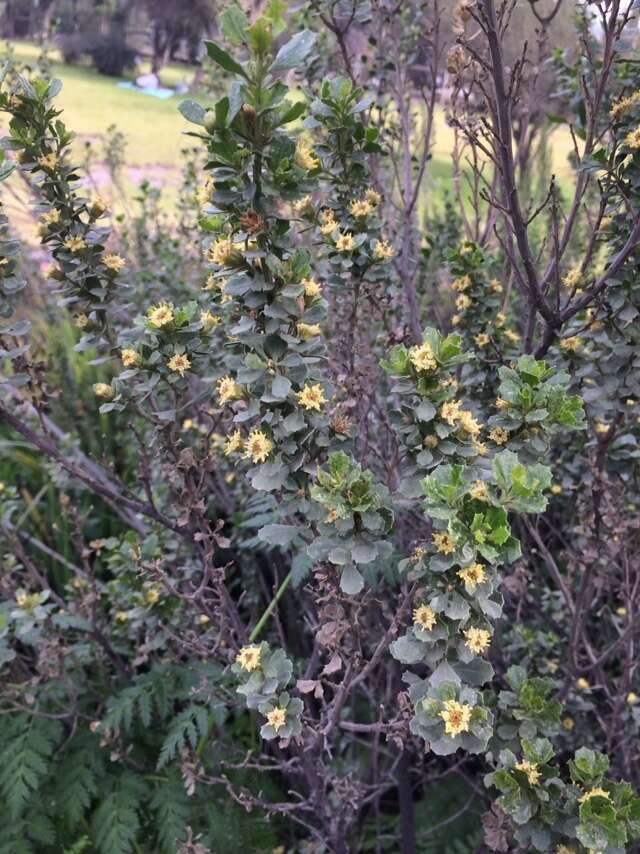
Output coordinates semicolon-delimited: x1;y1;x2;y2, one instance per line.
474;333;490;348
236;644;262;672
38;153;59;170
293;195;314;216
457;562;487;590
349;198;374;218
297;322;321;340
295;137;319;170
489;426;509;445
167;353;191;376
200;309;220;331
452;275;471;292
64;236;87;253
93;383;114;400
121;348;141;367
469;480;489;501
611;90;640;120
624;126;640;150
373;239;395;260
208;236;242;267
196;175;215;207
559;336;582;353
298;383;326;411
409;341;437;373
463;626;492;655
578;787;610;805
103;253;126;272
245;429;274;464
148;303;174;328
217;375;243;405
439;699;472;737
224;430;243;456
456;294;471;311
413;604;437;631
562;265;582;289
266;706;287;732
335;232;355;253
515;760;540;786
302;277;322;298
42;208;62;227
432;531;456;554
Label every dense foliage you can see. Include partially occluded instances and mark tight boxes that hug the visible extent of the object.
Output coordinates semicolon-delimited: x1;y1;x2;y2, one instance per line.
1;1;640;852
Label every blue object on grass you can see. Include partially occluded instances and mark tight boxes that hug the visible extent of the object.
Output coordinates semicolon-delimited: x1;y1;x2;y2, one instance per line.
117;81;175;100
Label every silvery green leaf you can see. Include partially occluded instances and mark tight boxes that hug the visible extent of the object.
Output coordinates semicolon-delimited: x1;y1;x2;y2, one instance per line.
340;565;364;594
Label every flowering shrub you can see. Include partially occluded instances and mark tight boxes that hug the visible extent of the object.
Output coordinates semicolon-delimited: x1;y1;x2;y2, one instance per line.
1;2;640;852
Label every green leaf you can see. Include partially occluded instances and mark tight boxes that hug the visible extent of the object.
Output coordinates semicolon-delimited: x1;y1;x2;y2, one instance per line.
204;41;248;78
269;30;316;72
258;524;298;547
178;99;206;126
220;5;249;44
340;565;364;594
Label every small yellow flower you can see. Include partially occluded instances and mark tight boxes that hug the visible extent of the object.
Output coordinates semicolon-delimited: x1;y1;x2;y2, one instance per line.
200;309;220;331
424;435;438;448
297;322;321;340
318;208;335;223
64;236;87;253
319;218;338;236
409;341;437;373
413;604;437;631
495;397;510;411
217;375;243;405
463;626;492;655
245;429;274;464
473;440;488;456
266;706;287;732
457;563;487;590
365;188;382;206
42;208;62;227
432;531;456;555
224;430;244;456
208;236;242;267
489;426;509;445
474;333;490;348
515;760;541;786
302;277;322;298
595;421;610;435
562;716;575;731
578;787;611;805
627;692;638;705
559;336;582;353
349;199;374;218
236;644;262;672
38;153;59;170
409;546;426;563
456;294;471;311
551;484;562;495
115;610;129;623
335;232;355;253
439;699;473;737
576;676;590;691
295;137;319;170
469;480;489;501
90;196;107;217
373;239;395;260
93;382;115;400
440;400;462;426
197;614;210;625
562;266;582;289
75;314;89;329
196;175;215;207
167;353;191;376
121;348;141;367
293;195;314;215
148;303;174;328
555;845;575;854
103;253;126;272
458;410;482;438
611;90;640;120
490;278;503;294
298;383;327;411
452;275;471;292
616;606;627;617
504;329;520;344
599;216;613;231
145;585;162;605
45;263;62;280
495;312;507;326
624;126;640;150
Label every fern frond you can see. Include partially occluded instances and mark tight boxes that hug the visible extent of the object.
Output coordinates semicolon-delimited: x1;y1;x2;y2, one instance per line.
91;772;146;854
0;715;62;818
156;705;209;770
150;773;190;852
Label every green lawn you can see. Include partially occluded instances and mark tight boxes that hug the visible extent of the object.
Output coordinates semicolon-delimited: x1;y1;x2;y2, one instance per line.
1;39;575;226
